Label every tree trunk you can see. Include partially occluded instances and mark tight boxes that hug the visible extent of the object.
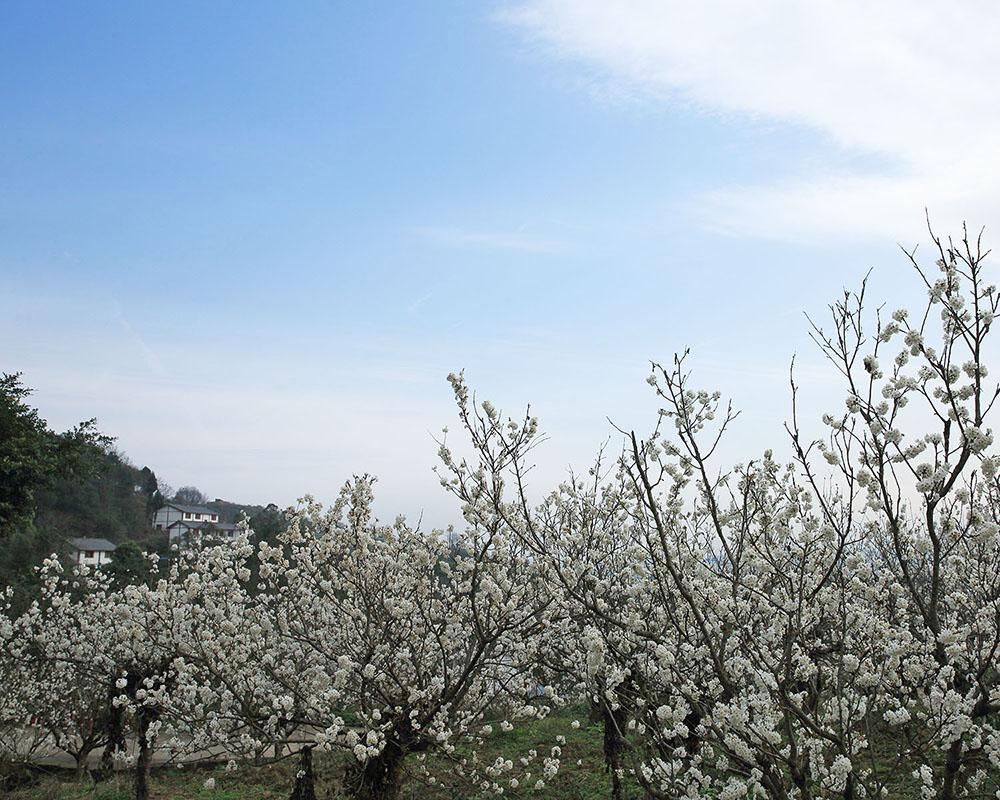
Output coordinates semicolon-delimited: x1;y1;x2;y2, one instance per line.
97;695;125;782
289;746;317;800
600;701;628;800
940;739;964;800
343;744;407;800
73;747;93;782
133;707;158;800
788;761;811;800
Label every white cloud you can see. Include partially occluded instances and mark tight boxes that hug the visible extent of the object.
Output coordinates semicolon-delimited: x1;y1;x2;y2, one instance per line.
501;1;1000;241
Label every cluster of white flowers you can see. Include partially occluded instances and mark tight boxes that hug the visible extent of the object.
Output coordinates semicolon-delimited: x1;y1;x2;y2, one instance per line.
436;234;1000;800
0;478;559;800
4;231;1000;800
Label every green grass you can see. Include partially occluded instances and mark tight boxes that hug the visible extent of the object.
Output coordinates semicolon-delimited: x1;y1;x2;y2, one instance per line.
9;714;963;800
2;711;627;800
402;711;620;800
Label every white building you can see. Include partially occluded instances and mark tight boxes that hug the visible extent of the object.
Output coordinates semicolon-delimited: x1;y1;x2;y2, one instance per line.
153;502;242;549
68;537;117;568
165;519;241;548
152;502;221;530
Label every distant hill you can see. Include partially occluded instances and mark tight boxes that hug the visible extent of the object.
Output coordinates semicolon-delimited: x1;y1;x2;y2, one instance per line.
0;372;282;604
1;449;156;604
1;447;285;605
34;449;157;546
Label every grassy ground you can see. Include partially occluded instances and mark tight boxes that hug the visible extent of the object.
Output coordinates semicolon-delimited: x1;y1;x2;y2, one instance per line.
3;712;623;800
6;715;965;800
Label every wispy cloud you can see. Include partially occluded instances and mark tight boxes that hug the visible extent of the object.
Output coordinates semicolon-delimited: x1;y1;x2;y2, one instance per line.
500;1;1000;242
413;225;570;254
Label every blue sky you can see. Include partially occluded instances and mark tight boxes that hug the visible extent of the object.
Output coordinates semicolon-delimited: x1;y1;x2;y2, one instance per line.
3;2;994;524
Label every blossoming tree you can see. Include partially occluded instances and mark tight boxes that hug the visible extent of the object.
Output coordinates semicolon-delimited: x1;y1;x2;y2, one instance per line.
440;225;1000;800
249;476;557;800
3;223;998;800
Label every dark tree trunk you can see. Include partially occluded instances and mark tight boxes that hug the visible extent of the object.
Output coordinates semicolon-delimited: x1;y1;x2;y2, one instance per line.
788;761;811;800
289;746;317;800
760;765;792;800
73;747;93;781
343;742;407;800
940;739;965;800
133;706;158;800
97;689;125;783
600;701;628;800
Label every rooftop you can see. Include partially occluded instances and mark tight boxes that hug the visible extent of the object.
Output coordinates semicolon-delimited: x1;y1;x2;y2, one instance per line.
166;520;240;531
163;502;217;515
68;537;117;552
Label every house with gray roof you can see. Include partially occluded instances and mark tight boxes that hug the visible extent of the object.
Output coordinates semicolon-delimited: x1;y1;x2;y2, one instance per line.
152;502;221;530
68;537;117;568
165;519;242;549
153;501;244;550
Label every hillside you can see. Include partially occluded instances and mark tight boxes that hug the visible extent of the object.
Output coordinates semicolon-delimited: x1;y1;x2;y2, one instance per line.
0;442;283;603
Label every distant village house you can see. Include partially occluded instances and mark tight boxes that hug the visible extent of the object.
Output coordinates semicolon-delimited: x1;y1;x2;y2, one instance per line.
69;537;116;568
153;501;240;548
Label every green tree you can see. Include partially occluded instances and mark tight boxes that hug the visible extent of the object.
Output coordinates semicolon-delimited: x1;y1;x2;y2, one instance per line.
0;373;112;541
172;485;207;505
104;540;154;588
138;465;165;515
248;502;286;542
